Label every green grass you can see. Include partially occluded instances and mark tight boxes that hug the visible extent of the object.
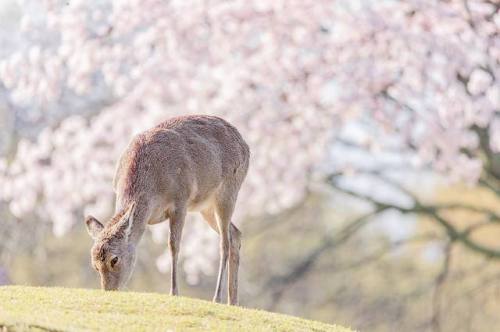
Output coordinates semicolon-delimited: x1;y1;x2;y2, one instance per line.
0;286;351;332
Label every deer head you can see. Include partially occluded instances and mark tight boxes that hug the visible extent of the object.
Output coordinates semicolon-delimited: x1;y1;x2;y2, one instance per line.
85;202;137;291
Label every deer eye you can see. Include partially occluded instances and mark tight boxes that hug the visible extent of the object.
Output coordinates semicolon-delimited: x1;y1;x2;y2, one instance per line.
110;256;119;268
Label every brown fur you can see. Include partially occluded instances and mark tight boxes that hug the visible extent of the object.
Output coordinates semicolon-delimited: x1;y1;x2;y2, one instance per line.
86;115;249;305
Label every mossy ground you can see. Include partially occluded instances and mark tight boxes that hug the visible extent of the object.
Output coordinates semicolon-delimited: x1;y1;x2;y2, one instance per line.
0;286;351;332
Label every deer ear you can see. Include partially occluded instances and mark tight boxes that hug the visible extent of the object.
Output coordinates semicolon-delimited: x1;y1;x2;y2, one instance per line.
85;216;104;239
116;202;136;240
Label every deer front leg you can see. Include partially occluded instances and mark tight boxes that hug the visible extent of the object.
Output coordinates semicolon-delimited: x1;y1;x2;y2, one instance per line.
168;206;186;296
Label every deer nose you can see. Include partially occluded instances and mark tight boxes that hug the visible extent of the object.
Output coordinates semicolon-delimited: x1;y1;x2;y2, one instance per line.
102;284;118;291
102;281;118;291
101;279;118;291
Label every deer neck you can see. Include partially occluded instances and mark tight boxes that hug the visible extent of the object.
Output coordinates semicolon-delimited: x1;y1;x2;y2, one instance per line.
116;197;148;245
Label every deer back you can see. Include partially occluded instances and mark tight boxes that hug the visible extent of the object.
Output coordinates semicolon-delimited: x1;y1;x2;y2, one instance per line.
113;115;250;214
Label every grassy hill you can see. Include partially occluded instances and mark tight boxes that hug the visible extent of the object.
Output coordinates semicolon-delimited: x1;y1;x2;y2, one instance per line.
0;286;351;332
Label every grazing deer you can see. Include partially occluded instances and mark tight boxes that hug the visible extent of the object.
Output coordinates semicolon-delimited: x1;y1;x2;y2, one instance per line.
85;115;249;305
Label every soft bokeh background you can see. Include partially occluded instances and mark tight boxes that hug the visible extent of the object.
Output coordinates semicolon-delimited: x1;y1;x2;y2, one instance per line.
0;0;499;331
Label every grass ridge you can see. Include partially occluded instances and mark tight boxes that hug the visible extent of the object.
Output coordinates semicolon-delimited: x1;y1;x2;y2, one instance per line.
0;286;351;332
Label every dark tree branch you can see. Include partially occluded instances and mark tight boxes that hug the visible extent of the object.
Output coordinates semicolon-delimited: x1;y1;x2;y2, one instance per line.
265;206;388;309
479;176;500;197
328;175;500;260
431;241;454;332
314;232;440;273
244;198;310;238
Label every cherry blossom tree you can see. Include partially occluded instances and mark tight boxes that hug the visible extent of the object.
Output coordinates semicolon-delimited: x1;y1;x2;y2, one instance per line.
0;0;498;284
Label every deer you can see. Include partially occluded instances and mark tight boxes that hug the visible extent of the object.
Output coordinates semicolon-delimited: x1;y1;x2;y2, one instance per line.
84;115;250;305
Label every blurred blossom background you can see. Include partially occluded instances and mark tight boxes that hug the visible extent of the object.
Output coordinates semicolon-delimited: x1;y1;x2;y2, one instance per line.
0;0;499;331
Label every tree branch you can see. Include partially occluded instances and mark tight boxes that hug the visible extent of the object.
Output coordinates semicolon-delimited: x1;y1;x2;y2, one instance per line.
431;241;454;332
328;175;500;260
314;232;440;273
265;206;388;309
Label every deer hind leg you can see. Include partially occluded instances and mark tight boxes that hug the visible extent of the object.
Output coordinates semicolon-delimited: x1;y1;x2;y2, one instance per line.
228;223;241;305
168;205;186;296
214;209;230;304
201;207;241;305
201;207;224;303
217;190;242;305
